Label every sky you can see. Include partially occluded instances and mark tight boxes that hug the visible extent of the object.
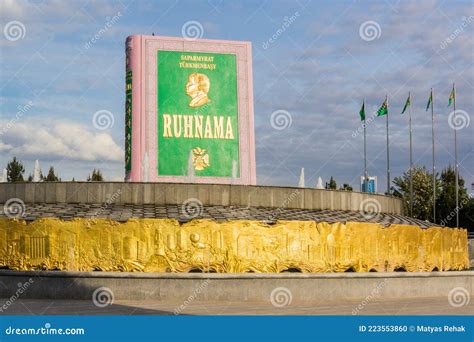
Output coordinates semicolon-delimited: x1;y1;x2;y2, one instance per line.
0;0;473;192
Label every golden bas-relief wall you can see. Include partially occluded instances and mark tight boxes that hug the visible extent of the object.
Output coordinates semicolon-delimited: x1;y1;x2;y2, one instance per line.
0;218;468;273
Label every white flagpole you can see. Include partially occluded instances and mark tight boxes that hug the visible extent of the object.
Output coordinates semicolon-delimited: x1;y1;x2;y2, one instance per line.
386;96;390;195
363;100;368;193
408;92;413;217
453;83;459;227
431;88;436;223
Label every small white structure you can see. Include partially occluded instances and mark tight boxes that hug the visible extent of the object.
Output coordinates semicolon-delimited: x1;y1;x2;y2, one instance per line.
142;152;149;182
33;159;41;182
316;177;324;189
298;167;305;188
0;169;7;183
187;150;195;182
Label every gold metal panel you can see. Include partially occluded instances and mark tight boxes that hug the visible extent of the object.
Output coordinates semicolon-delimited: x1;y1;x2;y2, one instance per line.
0;218;468;272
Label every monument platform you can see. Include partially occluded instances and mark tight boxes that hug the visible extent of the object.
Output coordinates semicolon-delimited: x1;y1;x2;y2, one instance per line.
0;182;469;273
0;270;472;308
0;182;402;212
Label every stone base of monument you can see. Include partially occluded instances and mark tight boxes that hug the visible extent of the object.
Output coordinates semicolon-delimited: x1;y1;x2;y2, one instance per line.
0;182;471;313
0;182;470;273
0;270;472;303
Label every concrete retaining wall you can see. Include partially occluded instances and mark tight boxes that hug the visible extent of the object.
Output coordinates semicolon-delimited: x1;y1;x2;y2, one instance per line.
0;182;403;214
469;239;474;268
0;271;471;302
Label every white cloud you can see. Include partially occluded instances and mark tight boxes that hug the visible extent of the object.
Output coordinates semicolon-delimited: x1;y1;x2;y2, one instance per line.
0;0;27;18
0;119;123;162
0;141;12;151
1;0;472;189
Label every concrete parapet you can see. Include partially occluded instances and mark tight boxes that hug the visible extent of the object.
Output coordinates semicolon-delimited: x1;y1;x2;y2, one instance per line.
0;270;471;302
0;182;403;214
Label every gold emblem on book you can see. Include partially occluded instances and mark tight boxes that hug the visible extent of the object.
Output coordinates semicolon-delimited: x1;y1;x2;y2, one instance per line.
192;147;209;170
186;72;210;108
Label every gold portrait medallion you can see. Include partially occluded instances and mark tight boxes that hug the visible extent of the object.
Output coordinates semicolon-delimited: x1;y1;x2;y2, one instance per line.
186;72;211;108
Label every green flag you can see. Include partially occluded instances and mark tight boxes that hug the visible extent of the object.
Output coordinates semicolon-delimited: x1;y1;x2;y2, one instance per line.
401;94;410;114
426;90;433;111
359;101;365;121
448;86;455;107
377;97;388;116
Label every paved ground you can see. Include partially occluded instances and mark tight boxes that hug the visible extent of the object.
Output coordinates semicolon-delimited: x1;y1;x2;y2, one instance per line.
1;297;472;315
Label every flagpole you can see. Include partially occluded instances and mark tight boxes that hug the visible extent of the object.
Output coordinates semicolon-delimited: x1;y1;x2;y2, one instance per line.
431;88;436;223
363;100;368;193
453;83;459;227
408;92;413;217
386;95;390;195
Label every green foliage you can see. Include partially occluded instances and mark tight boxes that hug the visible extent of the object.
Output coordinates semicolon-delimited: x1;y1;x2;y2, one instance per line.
87;169;104;181
436;165;470;228
393;164;472;231
326;176;337;190
339;183;353;191
44;166;60;182
6;156;25;182
459;198;474;232
459;196;474;232
393;166;441;221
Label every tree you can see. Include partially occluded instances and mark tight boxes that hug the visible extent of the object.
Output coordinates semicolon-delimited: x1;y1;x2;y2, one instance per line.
339;183;353;191
325;176;337;190
87;169;104;181
459;197;474;233
393;166;441;221
6;156;25;182
44;166;60;181
436;165;469;227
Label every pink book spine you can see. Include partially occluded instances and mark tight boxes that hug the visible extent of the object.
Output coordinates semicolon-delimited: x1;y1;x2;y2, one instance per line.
125;35;142;182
